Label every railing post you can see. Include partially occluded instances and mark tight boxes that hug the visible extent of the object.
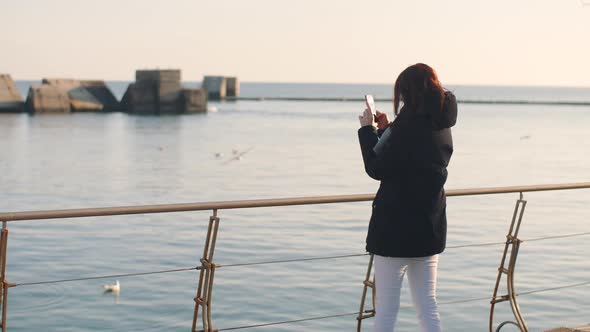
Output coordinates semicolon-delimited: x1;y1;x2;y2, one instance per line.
356;254;376;331
0;221;10;332
489;193;528;332
192;210;220;332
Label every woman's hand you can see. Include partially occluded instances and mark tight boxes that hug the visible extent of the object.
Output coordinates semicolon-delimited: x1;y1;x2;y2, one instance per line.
375;110;390;130
358;108;376;128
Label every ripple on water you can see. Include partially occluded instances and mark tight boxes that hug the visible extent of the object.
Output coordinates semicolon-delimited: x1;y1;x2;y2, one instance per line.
10;281;69;315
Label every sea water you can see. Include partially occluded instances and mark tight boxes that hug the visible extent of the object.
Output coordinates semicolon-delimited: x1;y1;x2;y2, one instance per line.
1;82;590;331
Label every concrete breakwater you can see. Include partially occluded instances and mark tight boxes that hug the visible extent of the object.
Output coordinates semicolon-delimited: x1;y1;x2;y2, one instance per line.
121;70;208;114
25;78;120;113
202;75;239;100
0;74;24;112
1;70;240;114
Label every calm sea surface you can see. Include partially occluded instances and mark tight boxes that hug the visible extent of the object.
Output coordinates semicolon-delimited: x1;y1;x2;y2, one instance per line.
2;82;590;331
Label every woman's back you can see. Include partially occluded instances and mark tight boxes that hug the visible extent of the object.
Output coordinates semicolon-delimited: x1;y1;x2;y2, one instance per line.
359;91;457;258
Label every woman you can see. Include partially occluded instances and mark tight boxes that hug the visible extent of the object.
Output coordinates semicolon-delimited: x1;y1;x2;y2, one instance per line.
357;63;457;332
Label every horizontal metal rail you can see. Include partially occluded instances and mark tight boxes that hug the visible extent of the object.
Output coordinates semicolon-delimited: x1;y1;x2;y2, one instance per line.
1;182;589;222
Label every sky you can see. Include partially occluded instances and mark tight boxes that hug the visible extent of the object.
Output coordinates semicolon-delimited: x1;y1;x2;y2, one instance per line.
1;0;590;86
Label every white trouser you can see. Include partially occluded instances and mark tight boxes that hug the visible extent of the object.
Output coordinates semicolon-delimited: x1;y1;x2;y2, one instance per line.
373;254;442;332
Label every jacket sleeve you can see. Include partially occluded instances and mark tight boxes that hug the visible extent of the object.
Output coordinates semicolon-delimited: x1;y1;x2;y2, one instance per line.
357;123;407;181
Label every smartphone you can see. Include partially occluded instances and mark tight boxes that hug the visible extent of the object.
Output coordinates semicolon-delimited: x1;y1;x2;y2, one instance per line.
365;94;378;122
365;95;376;116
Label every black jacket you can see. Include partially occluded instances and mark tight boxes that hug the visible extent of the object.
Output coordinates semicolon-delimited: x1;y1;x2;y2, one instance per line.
358;91;457;257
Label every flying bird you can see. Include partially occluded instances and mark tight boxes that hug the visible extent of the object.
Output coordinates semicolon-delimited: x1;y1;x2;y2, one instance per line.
223;147;255;165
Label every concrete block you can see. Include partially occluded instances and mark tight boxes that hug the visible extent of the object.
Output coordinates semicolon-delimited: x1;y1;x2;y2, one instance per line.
42;78;119;112
42;78;98;111
121;83;158;114
180;89;207;113
225;77;240;97
135;70;182;113
123;69;206;114
0;74;24;112
202;76;226;100
68;86;103;111
80;81;121;111
136;70;182;99
42;78;81;91
25;85;71;113
136;69;181;85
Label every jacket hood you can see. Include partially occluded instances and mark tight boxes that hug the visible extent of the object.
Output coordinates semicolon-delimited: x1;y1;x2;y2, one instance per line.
397;91;458;129
431;91;458;130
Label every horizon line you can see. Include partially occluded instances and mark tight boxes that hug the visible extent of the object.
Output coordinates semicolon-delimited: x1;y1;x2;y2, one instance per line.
8;77;590;90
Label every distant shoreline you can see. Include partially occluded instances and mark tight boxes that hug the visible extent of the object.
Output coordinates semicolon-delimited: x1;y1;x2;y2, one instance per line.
12;81;590;107
227;96;590;106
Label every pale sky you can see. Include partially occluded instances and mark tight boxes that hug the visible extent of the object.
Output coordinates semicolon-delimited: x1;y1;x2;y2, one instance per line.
1;0;590;86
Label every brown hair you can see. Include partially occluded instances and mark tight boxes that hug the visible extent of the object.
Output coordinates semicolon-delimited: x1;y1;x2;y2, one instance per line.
393;63;445;116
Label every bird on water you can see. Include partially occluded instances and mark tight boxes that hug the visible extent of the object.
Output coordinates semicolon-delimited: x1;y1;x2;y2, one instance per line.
103;280;120;293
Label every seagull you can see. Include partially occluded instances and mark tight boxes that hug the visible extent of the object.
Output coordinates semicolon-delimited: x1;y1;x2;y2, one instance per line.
103;280;120;293
214;152;223;158
223;147;254;165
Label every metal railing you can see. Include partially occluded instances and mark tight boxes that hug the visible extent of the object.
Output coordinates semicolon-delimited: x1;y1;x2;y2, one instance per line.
0;182;589;331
